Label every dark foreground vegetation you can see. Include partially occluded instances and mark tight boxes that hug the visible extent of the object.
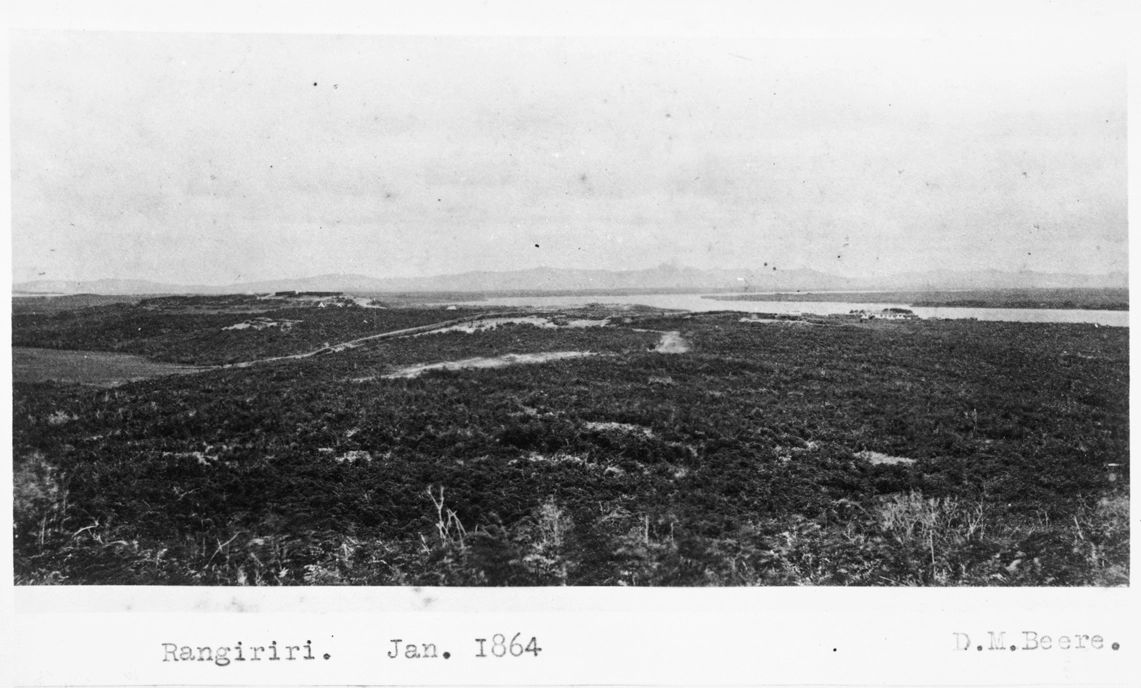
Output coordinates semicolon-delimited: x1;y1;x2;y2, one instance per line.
12;294;1129;585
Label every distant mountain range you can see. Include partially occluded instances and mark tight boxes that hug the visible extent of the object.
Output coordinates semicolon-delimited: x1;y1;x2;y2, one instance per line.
13;266;1128;296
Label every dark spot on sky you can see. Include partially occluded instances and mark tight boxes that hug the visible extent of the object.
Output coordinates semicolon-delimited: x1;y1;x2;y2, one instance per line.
535;244;540;248
313;82;317;86
579;174;588;182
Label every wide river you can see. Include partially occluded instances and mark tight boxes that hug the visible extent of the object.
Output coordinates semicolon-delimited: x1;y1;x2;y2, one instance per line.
462;293;1128;327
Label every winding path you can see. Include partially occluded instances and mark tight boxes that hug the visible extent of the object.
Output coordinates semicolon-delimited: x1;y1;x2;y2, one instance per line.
221;313;506;368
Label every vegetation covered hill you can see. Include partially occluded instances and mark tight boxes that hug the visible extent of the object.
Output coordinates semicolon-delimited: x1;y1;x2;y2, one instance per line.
12;296;1129;585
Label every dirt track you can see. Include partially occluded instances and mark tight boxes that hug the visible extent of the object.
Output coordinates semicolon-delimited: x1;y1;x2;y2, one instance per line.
222;314;501;368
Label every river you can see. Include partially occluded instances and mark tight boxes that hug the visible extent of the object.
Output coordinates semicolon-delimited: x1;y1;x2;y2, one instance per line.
456;293;1128;327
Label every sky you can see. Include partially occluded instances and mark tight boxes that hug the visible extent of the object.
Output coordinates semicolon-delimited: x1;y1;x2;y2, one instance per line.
10;30;1128;285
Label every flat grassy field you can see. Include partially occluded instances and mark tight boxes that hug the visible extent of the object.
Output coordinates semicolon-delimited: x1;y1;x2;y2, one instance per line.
11;295;1128;585
13;347;205;387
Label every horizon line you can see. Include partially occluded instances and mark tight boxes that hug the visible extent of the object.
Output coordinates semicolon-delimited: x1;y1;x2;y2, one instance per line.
12;264;1130;291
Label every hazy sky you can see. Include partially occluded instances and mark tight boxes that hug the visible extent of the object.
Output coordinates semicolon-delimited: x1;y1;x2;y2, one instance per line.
10;30;1127;285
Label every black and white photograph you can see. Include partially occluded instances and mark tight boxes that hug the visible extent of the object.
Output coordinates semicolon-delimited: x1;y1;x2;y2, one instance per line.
9;5;1129;594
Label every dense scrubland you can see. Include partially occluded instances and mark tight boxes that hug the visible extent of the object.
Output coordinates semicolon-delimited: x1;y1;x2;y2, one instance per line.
12;295;1129;585
13;295;491;365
